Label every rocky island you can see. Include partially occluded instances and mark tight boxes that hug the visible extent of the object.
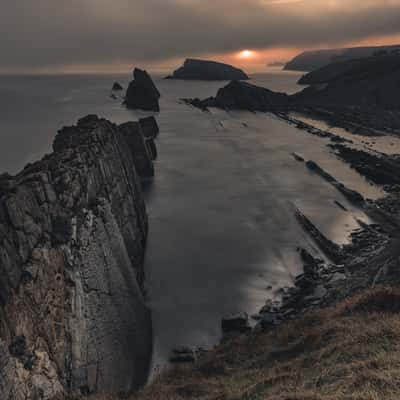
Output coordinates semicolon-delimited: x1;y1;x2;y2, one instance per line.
166;58;249;81
125;68;160;111
0;114;160;399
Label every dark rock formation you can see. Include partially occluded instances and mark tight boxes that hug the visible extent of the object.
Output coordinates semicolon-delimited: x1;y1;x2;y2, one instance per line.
119;121;155;179
169;347;196;364
305;160;365;205
295;209;344;264
139;116;160;139
167;59;249;81
138;117;159;161
112;82;123;91
329;144;400;191
284;44;400;71
0;115;159;399
125;68;160;111
189;55;400;133
278;113;352;143
295;54;400;112
187;81;290;112
284;48;345;72
298;56;380;85
221;313;251;336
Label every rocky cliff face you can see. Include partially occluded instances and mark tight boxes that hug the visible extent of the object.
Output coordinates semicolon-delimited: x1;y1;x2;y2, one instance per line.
0;115;159;399
284;44;400;71
295;54;400;110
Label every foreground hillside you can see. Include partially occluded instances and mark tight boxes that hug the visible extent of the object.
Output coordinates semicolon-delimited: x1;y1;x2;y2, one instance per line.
117;286;400;400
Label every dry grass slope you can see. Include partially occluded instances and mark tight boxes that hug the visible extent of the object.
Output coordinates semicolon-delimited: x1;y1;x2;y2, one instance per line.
108;286;400;400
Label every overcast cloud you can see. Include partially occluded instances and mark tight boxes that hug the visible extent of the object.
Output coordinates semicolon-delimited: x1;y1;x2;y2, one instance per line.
1;0;400;71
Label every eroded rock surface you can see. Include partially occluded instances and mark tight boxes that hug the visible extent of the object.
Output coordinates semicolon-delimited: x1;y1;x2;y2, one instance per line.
0;114;158;399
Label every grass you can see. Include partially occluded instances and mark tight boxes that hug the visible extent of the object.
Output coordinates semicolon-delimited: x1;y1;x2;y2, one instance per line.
91;286;400;400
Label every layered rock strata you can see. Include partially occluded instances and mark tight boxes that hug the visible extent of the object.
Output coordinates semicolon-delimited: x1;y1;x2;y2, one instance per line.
0;114;159;399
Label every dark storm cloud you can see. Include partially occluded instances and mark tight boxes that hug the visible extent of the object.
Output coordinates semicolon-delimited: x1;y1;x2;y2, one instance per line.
1;0;400;70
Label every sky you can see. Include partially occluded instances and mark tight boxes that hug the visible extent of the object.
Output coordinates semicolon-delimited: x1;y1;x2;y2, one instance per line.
1;0;400;73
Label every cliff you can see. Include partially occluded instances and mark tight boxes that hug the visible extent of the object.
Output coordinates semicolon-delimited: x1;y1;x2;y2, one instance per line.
166;59;249;81
284;44;400;71
294;54;400;110
0;114;159;399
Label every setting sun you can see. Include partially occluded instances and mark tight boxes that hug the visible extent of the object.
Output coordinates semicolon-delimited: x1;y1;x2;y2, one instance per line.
238;49;255;59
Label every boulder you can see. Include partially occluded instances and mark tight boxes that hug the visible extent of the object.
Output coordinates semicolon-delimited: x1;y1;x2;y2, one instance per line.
125;68;160;111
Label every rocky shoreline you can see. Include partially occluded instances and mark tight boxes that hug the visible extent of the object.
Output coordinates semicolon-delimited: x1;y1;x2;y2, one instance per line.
181;77;400;346
174;72;400;357
0;115;160;399
222;116;400;340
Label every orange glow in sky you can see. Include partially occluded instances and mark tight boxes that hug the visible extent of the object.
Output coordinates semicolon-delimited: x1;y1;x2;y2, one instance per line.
237;50;256;59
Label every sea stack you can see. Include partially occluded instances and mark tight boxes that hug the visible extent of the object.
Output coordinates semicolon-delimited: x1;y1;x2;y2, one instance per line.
167;59;249;81
112;81;123;91
125;68;161;111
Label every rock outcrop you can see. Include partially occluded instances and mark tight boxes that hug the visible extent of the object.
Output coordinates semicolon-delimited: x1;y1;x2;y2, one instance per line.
295;54;400;111
166;59;249;81
188;55;400;133
186;81;290;112
125;68;160;112
139;117;159;161
0;114;159;399
112;82;123;91
329;144;400;192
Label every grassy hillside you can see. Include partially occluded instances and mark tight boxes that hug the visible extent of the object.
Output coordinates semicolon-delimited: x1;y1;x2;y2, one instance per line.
106;286;400;400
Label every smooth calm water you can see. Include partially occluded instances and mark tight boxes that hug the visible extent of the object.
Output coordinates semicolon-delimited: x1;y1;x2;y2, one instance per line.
0;71;383;375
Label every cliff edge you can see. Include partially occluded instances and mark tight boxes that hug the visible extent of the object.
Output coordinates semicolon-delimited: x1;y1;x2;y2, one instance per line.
0;115;158;399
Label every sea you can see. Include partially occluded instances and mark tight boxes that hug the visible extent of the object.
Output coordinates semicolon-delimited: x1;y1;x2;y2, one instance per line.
0;70;386;375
